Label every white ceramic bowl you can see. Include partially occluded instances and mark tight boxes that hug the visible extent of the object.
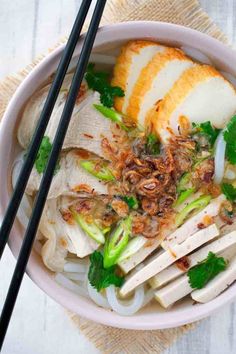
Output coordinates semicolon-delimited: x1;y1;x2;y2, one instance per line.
1;21;236;330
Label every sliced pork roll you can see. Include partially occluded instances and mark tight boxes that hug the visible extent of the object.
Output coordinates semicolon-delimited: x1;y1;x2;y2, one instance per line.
125;47;193;127
154;65;236;141
112;40;166;114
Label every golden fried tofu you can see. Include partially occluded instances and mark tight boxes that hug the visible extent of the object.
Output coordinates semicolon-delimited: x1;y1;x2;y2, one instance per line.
154;65;236;141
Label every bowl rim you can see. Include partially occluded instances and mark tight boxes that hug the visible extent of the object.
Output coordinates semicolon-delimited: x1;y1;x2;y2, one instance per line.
0;20;236;330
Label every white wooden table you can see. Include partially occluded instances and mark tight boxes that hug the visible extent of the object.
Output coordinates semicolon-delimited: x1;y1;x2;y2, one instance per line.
0;1;236;353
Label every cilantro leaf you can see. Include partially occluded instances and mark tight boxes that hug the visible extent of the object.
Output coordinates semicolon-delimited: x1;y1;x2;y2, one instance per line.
35;136;59;174
85;63;124;108
224;115;236;165
88;251;124;292
221;183;236;202
192;121;221;146
145;133;160;155
188;252;227;289
122;195;139;209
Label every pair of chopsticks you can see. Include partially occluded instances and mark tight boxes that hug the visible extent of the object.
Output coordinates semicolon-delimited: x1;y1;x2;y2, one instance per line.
0;0;106;349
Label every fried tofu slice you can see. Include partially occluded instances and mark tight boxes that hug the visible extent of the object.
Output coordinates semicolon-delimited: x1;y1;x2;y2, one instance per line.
112;40;166;115
153;65;236;141
126;47;193;126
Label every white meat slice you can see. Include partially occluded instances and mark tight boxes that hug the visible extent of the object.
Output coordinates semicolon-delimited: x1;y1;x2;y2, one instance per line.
191;255;236;303
26;149;108;199
120;224;219;297
18;89;113;159
17;73;74;149
154;245;236;308
39;197;99;272
150;231;236;289
161;195;225;250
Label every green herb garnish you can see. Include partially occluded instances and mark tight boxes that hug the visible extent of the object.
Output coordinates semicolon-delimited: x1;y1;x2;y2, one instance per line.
188;252;227;289
145;133;160;155
35;136;59;174
192;121;221;146
224;115;236;165
221;183;236;202
88;251;124;292
94;104;129;131
122;195;139;210
85;63;124;107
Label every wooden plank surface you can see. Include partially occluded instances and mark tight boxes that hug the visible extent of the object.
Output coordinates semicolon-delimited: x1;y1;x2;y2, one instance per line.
0;1;236;353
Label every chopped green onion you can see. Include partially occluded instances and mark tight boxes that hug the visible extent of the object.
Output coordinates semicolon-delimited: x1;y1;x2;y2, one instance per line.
73;212;105;244
80;160;115;181
175;195;212;227
103;216;132;269
117;236;146;263
176;172;192;194
174;188;196;207
94;104;129;131
145;133;160;155
122;195;139;210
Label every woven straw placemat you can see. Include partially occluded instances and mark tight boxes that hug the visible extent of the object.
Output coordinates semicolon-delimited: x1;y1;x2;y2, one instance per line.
0;0;229;353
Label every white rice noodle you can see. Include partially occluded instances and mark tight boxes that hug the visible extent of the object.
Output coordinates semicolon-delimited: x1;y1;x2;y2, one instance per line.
63;261;87;273
106;285;144;316
87;282;111;309
63;272;86;282
180;46;212;65
55;273;88;298
214;131;226;184
142;288;154;307
89;53;116;65
220;71;236;88
12;154;32;229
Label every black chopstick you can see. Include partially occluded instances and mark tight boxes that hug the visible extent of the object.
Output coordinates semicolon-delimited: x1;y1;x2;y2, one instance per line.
0;0;106;349
0;0;93;260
